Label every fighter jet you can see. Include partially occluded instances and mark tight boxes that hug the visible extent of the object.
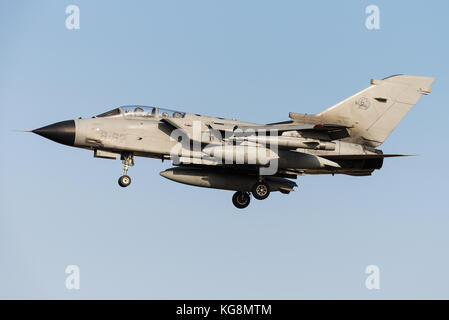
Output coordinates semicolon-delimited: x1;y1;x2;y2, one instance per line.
31;74;434;208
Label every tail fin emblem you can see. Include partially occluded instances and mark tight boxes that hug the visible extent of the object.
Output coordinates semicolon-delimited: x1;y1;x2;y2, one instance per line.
356;97;371;110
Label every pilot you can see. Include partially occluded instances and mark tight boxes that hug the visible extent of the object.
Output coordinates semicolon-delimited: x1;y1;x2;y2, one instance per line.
134;107;144;116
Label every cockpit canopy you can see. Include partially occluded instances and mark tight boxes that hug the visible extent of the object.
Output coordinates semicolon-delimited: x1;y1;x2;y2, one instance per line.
95;105;185;119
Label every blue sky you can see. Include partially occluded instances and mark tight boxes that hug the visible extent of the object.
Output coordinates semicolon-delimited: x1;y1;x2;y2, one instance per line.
1;0;448;299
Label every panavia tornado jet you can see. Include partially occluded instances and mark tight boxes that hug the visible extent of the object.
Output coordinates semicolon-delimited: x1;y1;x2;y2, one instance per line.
31;74;434;208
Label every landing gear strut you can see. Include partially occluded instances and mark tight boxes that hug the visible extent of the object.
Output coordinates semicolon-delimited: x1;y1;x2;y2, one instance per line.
232;191;251;209
251;181;270;200
118;153;134;188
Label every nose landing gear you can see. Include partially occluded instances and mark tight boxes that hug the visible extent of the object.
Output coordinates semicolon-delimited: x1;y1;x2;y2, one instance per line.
118;153;134;188
118;175;131;187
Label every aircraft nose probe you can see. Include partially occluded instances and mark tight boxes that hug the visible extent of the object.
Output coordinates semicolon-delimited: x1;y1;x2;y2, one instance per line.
32;120;76;146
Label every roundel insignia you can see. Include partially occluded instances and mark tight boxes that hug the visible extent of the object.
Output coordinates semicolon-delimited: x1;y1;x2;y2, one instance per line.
356;97;371;110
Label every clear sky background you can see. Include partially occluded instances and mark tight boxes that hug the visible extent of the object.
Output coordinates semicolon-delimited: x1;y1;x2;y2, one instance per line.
1;0;448;299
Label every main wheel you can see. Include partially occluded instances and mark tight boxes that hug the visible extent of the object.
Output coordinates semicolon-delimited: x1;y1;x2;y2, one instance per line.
232;191;251;209
251;182;270;200
118;175;131;187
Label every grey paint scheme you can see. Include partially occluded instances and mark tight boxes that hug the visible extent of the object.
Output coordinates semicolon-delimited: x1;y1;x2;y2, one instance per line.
32;74;434;207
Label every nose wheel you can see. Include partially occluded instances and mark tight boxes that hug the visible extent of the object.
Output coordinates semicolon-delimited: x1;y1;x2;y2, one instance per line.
232;191;251;209
118;153;134;188
118;175;131;187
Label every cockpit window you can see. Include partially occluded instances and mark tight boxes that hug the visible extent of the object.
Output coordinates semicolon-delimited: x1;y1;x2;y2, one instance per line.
95;108;121;118
121;105;185;119
95;105;186;119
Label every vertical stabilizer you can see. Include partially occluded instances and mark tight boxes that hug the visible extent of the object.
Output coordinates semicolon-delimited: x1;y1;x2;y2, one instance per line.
290;75;434;147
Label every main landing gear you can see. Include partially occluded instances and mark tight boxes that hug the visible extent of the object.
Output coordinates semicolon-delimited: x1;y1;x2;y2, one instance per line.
232;180;271;209
232;192;251;209
251;181;270;200
118;153;134;188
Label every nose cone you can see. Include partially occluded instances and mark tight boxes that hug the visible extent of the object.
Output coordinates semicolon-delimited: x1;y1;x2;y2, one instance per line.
33;120;76;146
159;170;172;179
